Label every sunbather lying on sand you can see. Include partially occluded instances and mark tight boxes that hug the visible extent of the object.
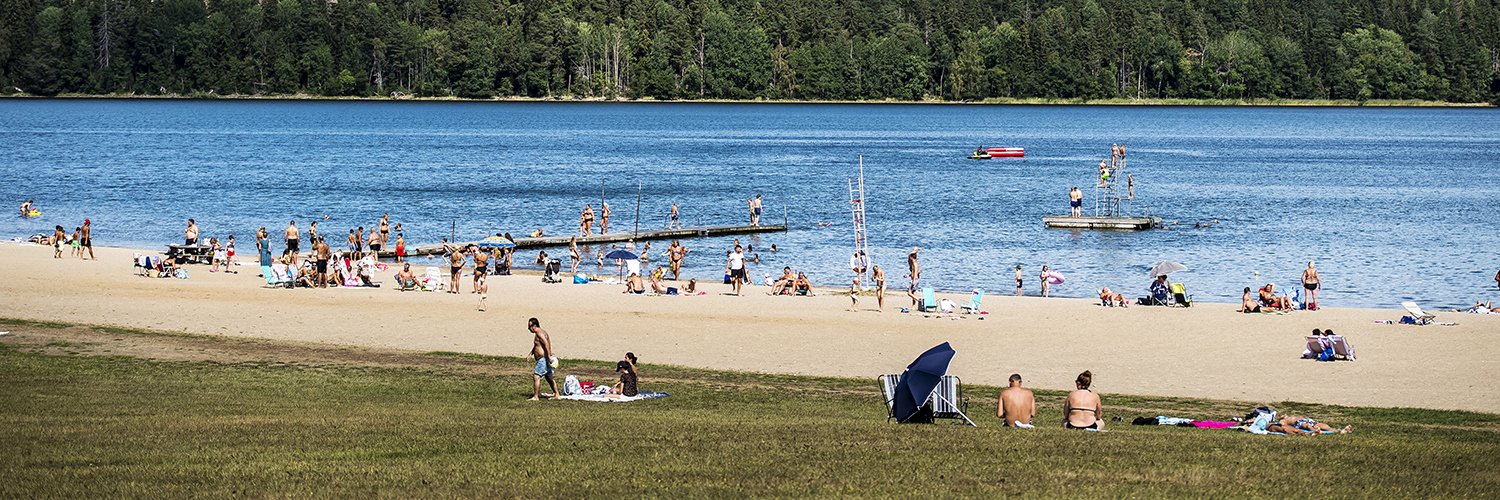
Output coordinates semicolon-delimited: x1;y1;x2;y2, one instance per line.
1269;415;1352;435
1098;288;1128;307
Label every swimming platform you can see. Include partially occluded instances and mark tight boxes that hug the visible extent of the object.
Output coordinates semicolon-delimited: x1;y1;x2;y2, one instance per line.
392;224;788;257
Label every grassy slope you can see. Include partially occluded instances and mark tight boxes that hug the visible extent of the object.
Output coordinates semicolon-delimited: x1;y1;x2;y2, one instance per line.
2;343;1498;498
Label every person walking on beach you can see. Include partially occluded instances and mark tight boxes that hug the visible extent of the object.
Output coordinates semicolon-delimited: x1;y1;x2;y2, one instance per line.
314;237;331;288
257;227;273;270
51;225;64;258
1040;265;1051;298
1015;265;1024;296
907;247;920;287
79;219;93;260
849;277;861;312
998;374;1036;428
476;275;488;311
728;245;747;295
1301;261;1321;311
669;202;681;229
1063;370;1103;430
527;318;557;401
471;245;489;292
185;219;199;246
601;203;611;234
873;265;886;312
284;221;299;256
1069;187;1083;217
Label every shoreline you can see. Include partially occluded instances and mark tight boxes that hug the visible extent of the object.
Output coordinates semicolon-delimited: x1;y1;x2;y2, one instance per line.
2;93;1490;107
6;242;1498;413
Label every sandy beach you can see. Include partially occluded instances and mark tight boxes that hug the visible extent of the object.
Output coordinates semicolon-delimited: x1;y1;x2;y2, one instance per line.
4;242;1497;414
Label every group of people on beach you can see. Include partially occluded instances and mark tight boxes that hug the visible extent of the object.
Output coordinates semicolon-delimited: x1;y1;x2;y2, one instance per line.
1239;262;1321;312
39;220;94;261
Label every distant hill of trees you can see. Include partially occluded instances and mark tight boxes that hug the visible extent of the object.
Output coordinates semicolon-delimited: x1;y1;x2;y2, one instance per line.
1;0;1496;102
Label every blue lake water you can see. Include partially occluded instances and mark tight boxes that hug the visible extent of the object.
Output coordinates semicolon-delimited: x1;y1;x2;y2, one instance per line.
3;99;1498;310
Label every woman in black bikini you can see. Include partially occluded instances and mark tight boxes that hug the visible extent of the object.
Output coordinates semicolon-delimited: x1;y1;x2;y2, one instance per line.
1063;370;1104;430
1301;261;1321;311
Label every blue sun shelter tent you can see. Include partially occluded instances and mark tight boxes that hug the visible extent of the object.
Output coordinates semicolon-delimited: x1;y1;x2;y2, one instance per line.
893;342;975;425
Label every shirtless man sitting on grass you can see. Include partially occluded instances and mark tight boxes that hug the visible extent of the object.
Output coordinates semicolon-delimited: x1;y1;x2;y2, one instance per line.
997;374;1035;428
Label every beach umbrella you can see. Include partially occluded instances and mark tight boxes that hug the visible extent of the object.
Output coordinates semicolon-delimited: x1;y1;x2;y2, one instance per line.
476;236;515;249
604;249;637;260
1149;261;1189;278
893;342;956;424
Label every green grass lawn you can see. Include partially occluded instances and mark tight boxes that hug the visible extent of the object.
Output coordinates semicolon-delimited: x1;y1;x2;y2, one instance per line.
2;338;1498;498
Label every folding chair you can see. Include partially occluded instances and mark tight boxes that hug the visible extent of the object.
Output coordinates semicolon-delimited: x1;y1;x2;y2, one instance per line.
877;374;901;422
928;375;976;426
1402;302;1436;325
920;287;937;312
1329;335;1357;360
261;265;292;287
1304;336;1324;359
1170;283;1193;307
960;289;984;314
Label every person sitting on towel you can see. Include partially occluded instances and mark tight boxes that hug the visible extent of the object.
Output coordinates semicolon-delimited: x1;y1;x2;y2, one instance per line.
623;272;645;294
997;373;1036;428
793;272;813;295
608;360;639;397
1063;370;1104;430
396;263;418;291
1240;287;1261;312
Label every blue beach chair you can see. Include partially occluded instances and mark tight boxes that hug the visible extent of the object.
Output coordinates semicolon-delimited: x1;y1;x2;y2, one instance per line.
961;289;984;314
920;287;937;312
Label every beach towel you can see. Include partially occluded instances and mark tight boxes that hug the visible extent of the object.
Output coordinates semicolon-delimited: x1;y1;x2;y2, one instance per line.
555;391;671;402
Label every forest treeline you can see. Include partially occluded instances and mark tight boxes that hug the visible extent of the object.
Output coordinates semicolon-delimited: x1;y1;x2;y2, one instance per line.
1;0;1497;102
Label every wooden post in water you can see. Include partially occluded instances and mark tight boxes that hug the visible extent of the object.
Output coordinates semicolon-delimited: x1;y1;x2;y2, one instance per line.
634;181;641;237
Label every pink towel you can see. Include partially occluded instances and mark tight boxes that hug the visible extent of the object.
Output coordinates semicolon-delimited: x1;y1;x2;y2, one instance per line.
1192;421;1237;429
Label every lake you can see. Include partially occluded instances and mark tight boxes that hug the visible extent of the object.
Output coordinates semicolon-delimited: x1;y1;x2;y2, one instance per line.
3;99;1497;309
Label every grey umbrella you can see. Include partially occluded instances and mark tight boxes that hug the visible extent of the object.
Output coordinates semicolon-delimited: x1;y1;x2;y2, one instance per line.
1149;261;1189;278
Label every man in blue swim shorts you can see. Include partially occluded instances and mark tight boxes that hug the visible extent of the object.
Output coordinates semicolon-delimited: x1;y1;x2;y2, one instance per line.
527;318;558;400
1069;187;1083;217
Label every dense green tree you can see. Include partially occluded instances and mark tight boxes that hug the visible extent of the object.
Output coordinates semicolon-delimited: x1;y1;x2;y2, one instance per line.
0;0;1494;102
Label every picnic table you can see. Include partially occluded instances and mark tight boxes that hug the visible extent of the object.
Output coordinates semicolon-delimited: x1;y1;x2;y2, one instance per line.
166;244;213;264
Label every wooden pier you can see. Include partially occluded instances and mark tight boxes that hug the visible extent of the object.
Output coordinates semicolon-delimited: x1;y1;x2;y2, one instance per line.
1042;216;1160;230
392;224;788;257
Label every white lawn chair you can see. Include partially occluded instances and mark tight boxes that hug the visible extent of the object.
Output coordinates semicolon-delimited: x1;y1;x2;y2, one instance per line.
877;374;900;421
1329;335;1356;360
1304;336;1325;359
960;289;985;314
928;375;976;426
422;266;442;291
1402;302;1436;325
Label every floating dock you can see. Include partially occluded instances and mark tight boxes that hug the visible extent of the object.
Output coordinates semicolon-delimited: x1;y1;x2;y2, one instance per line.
1043;216;1160;230
393;224;787;257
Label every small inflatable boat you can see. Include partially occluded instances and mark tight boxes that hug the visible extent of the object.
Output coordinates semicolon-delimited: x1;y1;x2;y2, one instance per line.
985;147;1025;157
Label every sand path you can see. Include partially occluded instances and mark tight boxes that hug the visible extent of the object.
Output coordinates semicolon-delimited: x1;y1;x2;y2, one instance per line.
4;243;1495;413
